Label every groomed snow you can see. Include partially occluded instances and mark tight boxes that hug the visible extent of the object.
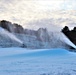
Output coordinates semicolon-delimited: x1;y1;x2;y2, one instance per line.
0;48;76;75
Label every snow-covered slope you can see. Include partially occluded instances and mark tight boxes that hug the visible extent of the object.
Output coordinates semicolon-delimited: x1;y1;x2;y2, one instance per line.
0;27;22;47
0;26;76;49
14;32;69;49
0;48;76;75
14;28;76;49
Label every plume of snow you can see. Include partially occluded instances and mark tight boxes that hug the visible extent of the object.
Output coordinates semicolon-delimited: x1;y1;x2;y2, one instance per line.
0;27;23;44
61;32;76;49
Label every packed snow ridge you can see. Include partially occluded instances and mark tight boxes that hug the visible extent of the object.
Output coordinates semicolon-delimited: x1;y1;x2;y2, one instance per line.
0;20;76;49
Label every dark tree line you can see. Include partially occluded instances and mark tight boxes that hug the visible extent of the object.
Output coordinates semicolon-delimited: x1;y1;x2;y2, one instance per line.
62;26;76;45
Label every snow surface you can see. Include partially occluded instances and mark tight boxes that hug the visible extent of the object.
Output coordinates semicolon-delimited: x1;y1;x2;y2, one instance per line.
0;48;76;75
